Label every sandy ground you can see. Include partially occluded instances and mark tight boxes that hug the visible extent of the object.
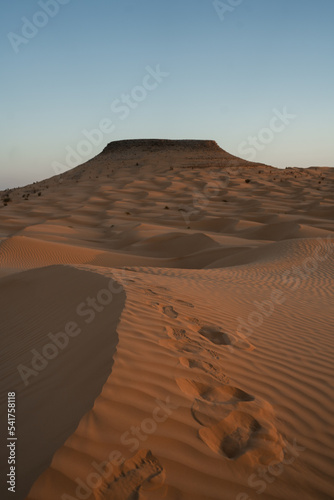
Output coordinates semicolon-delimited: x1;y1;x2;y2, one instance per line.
0;139;333;500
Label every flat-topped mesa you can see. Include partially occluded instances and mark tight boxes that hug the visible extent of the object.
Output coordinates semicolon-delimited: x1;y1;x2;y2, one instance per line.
100;138;254;169
102;139;225;154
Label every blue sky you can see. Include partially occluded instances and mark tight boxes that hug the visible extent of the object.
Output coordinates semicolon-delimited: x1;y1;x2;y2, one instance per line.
1;0;333;189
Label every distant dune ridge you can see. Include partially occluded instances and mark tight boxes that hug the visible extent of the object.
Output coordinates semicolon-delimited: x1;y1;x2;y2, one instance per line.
0;139;333;500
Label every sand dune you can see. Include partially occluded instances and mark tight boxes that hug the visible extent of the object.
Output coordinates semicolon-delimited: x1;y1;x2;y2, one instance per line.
0;140;333;499
0;265;125;499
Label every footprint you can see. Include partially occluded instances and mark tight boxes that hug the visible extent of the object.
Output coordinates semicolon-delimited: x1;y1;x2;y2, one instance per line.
191;398;232;427
166;327;187;340
232;335;255;351
199;325;255;351
206;349;221;360
160;336;220;362
150;302;160;310
167;329;206;352
179;357;229;384
162;305;178;318
176;378;254;404
198;325;233;346
185;316;201;326
175;299;194;308
199;411;261;459
93;450;165;500
159;338;202;355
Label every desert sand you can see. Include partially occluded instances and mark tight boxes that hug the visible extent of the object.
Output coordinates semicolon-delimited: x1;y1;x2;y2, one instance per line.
1;139;333;500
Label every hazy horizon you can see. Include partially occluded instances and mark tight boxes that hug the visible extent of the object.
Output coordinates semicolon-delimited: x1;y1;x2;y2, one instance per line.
1;0;334;190
1;135;333;192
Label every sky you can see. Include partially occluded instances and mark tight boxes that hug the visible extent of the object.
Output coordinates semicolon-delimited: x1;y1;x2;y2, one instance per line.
1;0;333;190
